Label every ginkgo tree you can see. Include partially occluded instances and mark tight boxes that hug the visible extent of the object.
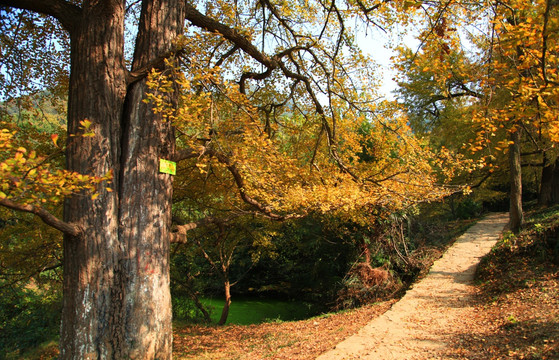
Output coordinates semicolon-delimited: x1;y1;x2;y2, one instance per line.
394;0;559;231
0;0;464;358
484;0;559;230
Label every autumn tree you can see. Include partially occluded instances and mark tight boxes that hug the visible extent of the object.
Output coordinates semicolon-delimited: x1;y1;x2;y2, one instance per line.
394;0;559;231
469;0;558;230
0;0;463;358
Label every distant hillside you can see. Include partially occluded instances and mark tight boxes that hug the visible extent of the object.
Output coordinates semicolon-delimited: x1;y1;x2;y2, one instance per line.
1;92;66;132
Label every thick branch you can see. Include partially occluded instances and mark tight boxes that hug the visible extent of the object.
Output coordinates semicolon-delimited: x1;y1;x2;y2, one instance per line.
171;216;220;243
0;0;81;33
0;198;81;236
239;46;308;93
239;67;274;94
127;48;187;85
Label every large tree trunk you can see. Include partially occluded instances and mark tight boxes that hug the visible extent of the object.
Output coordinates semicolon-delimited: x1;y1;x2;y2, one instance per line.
61;2;126;357
61;1;184;358
509;128;524;233
539;154;559;206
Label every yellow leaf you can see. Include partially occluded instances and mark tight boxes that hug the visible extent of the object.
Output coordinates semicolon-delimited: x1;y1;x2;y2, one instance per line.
80;119;92;129
51;134;59;147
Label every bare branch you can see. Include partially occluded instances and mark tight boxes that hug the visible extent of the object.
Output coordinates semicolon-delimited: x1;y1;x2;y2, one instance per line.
184;2;276;69
259;0;298;42
214;45;239;68
0;198;81;236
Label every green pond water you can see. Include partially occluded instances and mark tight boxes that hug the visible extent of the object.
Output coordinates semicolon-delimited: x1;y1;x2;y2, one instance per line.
200;297;319;325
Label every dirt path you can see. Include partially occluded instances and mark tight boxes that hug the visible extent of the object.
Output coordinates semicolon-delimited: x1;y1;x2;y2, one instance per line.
316;213;509;360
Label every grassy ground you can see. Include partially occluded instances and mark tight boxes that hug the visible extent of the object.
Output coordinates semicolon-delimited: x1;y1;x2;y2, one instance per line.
198;297;317;325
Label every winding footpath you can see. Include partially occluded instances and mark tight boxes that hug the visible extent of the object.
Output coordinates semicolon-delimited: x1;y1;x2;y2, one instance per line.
316;213;509;360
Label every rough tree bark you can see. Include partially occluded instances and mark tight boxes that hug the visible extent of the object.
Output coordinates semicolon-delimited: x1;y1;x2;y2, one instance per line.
61;1;126;357
0;0;184;358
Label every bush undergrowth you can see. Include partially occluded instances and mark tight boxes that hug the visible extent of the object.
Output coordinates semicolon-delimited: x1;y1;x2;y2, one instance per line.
0;284;61;359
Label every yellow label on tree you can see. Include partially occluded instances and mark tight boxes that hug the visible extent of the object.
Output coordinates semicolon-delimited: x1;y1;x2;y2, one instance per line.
159;159;176;175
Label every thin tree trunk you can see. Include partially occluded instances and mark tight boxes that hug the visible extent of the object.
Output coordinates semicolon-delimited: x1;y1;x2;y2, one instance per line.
191;292;212;323
218;279;232;325
174;277;212;323
509;128;524;233
552;164;559;205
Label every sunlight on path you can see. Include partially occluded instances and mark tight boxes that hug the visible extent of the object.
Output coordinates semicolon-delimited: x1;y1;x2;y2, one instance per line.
316;213;509;360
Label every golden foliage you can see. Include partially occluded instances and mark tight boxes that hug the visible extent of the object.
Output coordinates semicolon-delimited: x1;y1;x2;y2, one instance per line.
147;50;463;223
0;120;110;205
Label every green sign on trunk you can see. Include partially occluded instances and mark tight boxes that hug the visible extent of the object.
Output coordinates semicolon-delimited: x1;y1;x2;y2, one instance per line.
159;159;176;175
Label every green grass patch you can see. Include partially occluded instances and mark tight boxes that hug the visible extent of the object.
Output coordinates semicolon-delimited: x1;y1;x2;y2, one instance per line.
200;297;318;325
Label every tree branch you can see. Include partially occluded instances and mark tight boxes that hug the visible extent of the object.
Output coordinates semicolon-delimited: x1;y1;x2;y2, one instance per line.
0;198;81;236
354;0;389;14
172;147;202;162
171;216;219;243
204;148;290;220
183;1;361;182
127;48;187;85
0;0;81;33
214;45;239;68
184;2;276;69
172;143;301;221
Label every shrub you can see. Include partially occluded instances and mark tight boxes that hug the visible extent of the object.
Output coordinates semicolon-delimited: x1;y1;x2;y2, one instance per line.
0;284;61;359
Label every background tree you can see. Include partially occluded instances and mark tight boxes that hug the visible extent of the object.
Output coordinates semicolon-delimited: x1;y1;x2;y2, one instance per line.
393;0;559;232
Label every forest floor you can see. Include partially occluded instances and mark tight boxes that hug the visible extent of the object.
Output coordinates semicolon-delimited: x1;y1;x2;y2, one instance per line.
173;211;559;360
